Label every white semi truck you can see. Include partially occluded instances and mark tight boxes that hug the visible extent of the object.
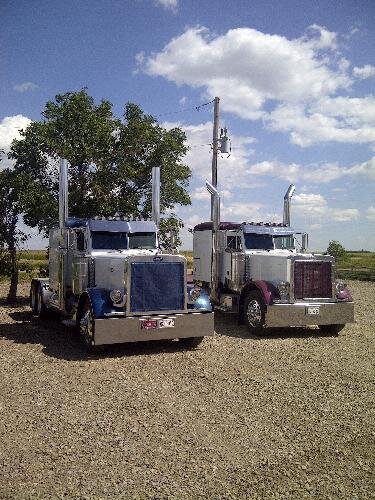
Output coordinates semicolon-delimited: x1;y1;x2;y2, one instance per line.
193;183;354;335
30;159;213;350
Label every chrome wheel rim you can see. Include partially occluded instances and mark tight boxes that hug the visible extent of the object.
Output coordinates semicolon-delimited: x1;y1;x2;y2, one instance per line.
80;308;94;346
246;300;262;327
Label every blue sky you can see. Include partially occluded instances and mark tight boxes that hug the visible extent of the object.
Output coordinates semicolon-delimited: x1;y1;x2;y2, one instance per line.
1;0;374;250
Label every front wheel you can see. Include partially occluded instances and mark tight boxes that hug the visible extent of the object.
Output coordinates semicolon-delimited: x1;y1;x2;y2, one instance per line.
77;299;97;352
318;324;345;336
243;291;266;335
179;336;204;349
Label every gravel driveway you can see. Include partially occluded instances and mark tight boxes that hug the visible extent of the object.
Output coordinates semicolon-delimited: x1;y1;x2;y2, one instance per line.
0;281;374;499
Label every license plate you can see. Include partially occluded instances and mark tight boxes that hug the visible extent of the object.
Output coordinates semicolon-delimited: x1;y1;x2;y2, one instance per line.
306;306;320;315
140;319;158;330
140;318;175;330
158;318;175;329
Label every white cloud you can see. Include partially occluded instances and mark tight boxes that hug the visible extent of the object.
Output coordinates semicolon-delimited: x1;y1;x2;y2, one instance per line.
247;160;300;181
144;26;350;121
353;64;375;80
245;156;375;184
312;96;375;127
142;25;375;147
266;99;375;147
221;201;262;222
191;186;210;201
135;51;145;65
293;192;359;225
154;0;178;12
366;206;375;221
0;115;32;169
346;156;375;180
13;81;38;92
331;208;359;222
293;193;328;216
304;24;338;50
191;186;232;201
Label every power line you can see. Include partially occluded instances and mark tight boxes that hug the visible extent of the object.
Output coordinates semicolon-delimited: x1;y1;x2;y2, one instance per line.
154;99;215;118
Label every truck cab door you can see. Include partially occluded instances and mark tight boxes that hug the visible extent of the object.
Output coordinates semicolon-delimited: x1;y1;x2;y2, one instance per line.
48;228;68;310
224;231;243;287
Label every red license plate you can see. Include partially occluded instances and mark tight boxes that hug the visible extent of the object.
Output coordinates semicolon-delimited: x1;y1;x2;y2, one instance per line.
140;319;158;330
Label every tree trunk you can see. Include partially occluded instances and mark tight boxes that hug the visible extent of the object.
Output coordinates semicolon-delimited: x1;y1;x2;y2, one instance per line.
6;244;18;304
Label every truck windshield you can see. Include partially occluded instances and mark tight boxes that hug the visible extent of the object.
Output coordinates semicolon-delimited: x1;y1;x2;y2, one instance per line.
129;232;156;249
91;231;128;250
244;233;273;250
273;235;295;250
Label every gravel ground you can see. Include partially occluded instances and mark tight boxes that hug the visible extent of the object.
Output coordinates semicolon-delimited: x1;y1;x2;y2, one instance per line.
0;281;374;500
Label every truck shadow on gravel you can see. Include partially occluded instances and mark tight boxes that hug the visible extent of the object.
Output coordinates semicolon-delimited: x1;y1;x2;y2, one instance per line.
0;309;198;361
0;296;30;307
214;312;339;340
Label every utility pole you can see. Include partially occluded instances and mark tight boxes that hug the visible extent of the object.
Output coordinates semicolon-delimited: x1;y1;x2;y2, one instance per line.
211;96;220;220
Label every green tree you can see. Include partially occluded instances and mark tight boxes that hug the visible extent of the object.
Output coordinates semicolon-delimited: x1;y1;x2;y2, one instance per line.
327;240;346;261
10;90;191;242
0;168;27;303
159;216;184;251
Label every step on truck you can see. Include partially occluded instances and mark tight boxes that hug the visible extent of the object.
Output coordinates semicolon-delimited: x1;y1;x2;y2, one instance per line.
30;159;213;350
193;182;354;335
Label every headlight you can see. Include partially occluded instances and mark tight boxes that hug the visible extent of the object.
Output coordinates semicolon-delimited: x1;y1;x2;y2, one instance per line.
277;281;290;299
335;280;346;293
189;286;201;302
110;289;123;304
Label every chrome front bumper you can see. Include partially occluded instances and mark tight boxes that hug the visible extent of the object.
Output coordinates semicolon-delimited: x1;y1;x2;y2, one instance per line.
265;302;354;328
94;311;214;345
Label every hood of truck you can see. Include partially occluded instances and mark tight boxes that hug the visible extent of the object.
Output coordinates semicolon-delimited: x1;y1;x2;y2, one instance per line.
92;253;187;314
92;252;186;291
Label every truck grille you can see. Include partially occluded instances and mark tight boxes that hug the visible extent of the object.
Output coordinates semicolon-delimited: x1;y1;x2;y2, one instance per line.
130;261;185;313
293;261;332;299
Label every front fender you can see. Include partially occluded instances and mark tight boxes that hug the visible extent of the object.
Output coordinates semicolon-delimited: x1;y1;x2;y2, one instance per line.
84;288;112;318
243;280;280;305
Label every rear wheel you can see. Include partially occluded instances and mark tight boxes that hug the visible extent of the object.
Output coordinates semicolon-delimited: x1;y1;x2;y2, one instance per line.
30;284;38;314
179;336;204;348
31;284;48;318
318;324;345;336
243;291;266;335
77;299;96;352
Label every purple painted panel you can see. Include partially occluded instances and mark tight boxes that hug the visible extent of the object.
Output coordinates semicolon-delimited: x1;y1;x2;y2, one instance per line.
194;221;241;231
253;280;280;305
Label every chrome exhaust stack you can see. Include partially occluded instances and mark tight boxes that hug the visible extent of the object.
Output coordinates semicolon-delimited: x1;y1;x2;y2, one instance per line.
206;180;220;303
152;166;160;229
59;158;68;229
283;184;296;226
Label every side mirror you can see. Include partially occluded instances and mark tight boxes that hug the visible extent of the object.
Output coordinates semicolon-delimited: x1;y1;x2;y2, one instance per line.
301;233;309;252
77;231;85;252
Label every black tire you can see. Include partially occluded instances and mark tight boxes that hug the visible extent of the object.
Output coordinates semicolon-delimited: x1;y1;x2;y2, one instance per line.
77;298;97;352
318;324;345;336
243;290;266;335
31;284;48;318
179;336;204;348
30;283;38;314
